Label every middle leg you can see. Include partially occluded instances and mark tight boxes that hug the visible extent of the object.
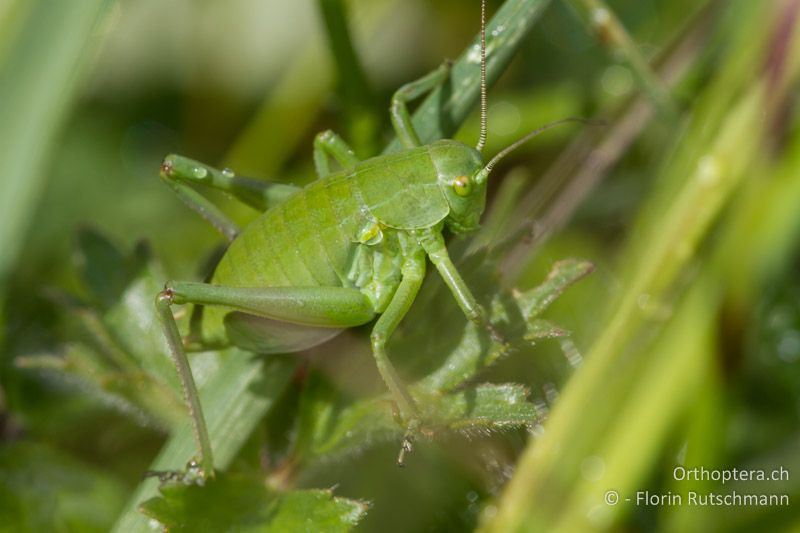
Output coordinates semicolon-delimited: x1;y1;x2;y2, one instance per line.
369;252;427;464
313;130;360;177
390;61;451;149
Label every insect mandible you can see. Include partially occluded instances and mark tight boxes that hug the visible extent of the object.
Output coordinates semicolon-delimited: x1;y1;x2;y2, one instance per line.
155;0;586;478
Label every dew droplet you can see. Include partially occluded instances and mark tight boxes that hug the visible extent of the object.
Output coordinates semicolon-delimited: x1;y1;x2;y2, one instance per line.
491;24;506;37
467;43;482;64
192;166;208;179
222;167;235;178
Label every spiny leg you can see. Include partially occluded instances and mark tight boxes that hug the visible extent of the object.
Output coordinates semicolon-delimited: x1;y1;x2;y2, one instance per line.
155;282;377;477
369;253;427;465
415;228;504;343
155;290;215;478
313;130;360;177
390;61;451;149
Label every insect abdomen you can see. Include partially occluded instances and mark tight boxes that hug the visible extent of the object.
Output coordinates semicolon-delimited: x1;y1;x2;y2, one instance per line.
202;172;375;342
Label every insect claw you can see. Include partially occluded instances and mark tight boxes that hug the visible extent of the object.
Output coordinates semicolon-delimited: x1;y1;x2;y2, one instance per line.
397;419;421;467
159;158;174;178
397;434;414;467
157;286;175;305
144;458;208;485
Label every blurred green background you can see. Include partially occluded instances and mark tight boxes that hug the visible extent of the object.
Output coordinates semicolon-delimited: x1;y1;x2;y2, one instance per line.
2;0;800;531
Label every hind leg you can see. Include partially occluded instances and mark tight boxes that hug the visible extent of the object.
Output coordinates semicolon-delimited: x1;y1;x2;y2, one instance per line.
155;282;377;477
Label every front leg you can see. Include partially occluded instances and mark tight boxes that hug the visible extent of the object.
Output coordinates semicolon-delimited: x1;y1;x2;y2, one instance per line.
415;228;503;343
161;155;300;221
313;130;360;177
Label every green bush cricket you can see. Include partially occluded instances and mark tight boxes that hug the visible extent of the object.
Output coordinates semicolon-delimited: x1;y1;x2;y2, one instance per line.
155;0;588;478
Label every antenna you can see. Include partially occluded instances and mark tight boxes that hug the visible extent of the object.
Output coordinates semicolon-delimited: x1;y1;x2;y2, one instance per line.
476;118;603;182
476;0;488;153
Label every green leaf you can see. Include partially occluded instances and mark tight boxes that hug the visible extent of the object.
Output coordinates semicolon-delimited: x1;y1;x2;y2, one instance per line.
33;232;185;428
294;372;540;465
418;259;592;392
513;259;595;320
425;383;541;433
140;472;367;532
294;372;397;463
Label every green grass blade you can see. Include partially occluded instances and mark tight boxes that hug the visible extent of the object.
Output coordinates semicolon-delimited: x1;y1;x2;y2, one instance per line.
0;0;115;304
384;0;554;153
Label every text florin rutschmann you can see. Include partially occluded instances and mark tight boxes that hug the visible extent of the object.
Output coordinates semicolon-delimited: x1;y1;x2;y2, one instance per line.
604;466;791;508
636;490;788;507
634;466;790;507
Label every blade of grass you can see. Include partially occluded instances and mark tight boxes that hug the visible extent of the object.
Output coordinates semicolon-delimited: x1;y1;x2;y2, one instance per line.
0;0;116;324
484;1;800;530
500;0;717;276
384;0;555;153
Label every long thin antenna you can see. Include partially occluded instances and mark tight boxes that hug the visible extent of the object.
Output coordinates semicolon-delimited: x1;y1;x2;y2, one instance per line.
478;118;602;182
476;0;488;153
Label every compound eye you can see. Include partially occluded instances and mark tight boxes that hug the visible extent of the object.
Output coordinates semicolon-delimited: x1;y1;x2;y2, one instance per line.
453;175;472;197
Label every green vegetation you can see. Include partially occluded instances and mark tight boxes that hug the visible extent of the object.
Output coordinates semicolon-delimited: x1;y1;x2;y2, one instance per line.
2;0;799;531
